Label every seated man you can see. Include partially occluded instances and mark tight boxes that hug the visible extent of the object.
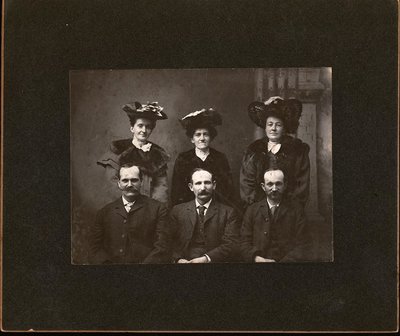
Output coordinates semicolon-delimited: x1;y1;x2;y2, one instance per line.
170;168;239;263
89;163;170;264
240;168;312;262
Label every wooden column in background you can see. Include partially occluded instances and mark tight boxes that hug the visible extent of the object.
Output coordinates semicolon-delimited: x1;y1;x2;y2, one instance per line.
254;67;327;221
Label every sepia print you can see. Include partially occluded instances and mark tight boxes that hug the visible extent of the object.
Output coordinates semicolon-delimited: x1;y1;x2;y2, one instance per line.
70;67;333;265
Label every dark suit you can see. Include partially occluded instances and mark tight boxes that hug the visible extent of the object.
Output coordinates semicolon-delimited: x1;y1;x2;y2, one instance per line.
170;199;239;262
240;197;312;262
89;195;170;264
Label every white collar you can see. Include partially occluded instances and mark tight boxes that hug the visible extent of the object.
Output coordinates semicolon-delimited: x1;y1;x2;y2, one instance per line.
195;198;213;209
267;198;280;209
132;138;152;152
267;141;281;154
122;196;136;206
195;147;210;161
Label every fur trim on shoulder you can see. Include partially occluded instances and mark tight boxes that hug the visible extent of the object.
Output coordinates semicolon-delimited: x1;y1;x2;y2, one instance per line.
281;135;310;152
149;142;171;162
110;138;133;155
246;137;269;153
246;135;309;154
108;138;170;176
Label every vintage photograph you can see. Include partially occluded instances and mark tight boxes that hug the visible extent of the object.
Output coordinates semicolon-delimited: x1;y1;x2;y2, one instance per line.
71;67;333;265
3;0;397;331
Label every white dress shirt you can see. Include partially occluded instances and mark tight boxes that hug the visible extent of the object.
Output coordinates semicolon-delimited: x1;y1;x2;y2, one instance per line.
122;196;136;213
195;198;213;216
267;199;280;217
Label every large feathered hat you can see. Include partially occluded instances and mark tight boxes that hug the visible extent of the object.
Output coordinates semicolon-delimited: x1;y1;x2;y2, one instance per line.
248;96;302;133
122;101;168;123
179;108;222;137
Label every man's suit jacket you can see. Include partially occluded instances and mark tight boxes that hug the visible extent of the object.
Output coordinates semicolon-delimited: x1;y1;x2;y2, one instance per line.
240;197;311;262
89;195;170;264
170;199;239;262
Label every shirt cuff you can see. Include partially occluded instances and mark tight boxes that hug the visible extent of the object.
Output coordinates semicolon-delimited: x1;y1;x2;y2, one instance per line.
204;254;211;263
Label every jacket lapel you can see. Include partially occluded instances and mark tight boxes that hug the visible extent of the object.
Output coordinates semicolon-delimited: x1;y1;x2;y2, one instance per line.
259;201;272;247
259;202;271;232
129;195;145;214
203;199;218;226
186;201;198;237
274;199;289;223
114;198;127;219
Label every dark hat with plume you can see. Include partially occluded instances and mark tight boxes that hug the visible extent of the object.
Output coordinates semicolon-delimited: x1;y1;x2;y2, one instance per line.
248;96;302;133
122;101;168;122
179;108;222;130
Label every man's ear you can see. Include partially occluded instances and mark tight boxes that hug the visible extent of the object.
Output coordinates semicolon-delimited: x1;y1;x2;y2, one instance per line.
130;126;134;133
261;182;266;192
212;181;217;190
188;182;193;191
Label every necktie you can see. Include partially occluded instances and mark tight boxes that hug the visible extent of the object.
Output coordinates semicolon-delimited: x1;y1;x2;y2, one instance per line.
198;205;206;223
270;205;277;218
126;202;134;213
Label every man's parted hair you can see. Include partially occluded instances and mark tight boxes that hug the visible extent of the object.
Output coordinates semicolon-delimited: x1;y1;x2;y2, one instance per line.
263;167;286;183
189;167;215;184
117;163;143;180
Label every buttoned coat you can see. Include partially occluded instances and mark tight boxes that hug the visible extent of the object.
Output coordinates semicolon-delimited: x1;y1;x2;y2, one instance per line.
170;199;240;262
240;197;312;262
89;195;170;264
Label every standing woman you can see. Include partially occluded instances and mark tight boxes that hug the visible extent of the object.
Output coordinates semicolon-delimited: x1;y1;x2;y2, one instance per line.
240;96;310;208
97;101;170;203
171;108;236;208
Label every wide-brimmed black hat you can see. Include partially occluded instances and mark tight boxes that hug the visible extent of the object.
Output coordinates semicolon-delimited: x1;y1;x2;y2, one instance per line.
179;108;222;130
122;101;168;122
248;96;302;133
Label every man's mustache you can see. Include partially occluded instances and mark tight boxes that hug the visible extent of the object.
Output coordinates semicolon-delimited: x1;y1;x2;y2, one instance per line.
270;190;281;195
199;191;211;195
124;187;139;192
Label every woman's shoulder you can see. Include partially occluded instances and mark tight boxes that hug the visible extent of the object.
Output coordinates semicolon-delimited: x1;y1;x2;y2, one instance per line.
176;148;196;160
209;147;228;159
146;142;170;165
282;135;310;152
110;138;169;156
112;139;170;171
149;141;169;155
246;137;268;153
110;138;132;154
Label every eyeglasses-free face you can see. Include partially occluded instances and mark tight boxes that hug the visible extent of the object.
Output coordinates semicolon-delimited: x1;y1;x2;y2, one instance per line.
265;116;284;143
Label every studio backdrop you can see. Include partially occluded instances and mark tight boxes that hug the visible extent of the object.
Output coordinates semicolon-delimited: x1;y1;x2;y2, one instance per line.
70;67;332;264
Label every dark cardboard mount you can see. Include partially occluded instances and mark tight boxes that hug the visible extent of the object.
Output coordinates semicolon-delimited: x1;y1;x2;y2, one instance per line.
2;0;398;332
